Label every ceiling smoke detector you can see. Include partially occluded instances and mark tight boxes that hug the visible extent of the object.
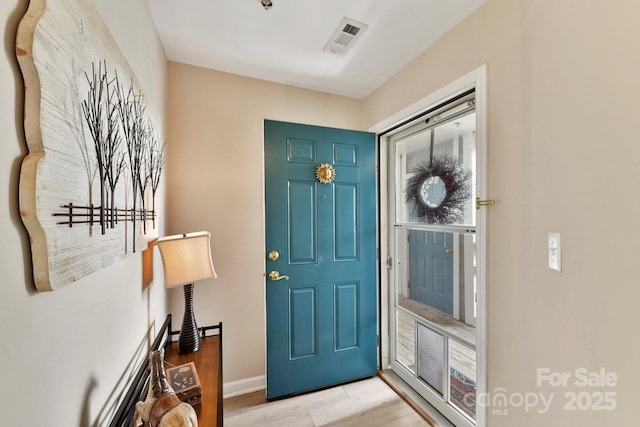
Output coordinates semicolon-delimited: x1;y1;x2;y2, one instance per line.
323;17;368;56
261;0;273;10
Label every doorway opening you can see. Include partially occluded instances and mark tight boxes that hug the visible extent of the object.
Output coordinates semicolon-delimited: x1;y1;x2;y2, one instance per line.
375;67;487;427
263;120;378;400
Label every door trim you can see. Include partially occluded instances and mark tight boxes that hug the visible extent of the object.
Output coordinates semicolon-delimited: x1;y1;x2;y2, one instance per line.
370;64;487;427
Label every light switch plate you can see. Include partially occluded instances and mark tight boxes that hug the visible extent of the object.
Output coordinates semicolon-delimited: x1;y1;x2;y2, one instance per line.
548;233;561;272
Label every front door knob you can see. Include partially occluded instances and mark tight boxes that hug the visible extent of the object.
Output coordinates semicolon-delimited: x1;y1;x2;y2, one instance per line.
268;271;289;281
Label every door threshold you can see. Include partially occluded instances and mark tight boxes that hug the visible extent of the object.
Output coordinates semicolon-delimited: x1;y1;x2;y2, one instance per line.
378;369;455;427
267;373;377;402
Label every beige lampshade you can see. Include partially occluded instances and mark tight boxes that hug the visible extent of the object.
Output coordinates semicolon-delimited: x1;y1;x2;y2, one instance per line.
156;231;217;288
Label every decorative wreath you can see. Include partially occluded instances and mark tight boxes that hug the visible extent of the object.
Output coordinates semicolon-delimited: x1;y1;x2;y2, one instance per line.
316;163;336;184
405;156;472;224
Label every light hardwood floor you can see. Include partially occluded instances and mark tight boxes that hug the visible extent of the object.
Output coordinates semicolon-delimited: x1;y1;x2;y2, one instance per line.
224;376;432;426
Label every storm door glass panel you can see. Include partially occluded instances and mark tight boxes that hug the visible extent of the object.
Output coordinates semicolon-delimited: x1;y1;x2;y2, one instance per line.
395;227;477;326
396;310;416;374
417;323;444;396
450;340;477;420
395;111;476;227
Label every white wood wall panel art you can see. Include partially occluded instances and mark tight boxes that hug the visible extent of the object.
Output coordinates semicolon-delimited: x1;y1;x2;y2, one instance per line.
16;0;164;291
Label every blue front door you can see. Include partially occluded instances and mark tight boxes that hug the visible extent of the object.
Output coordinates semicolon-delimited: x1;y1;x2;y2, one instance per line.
264;120;377;399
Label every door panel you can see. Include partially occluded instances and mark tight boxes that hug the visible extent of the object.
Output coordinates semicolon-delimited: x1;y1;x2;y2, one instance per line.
334;183;359;261
265;120;377;399
289;285;318;359
334;282;359;351
289;181;317;264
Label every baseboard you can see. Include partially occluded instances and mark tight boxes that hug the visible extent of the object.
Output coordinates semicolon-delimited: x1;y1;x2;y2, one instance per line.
223;375;266;399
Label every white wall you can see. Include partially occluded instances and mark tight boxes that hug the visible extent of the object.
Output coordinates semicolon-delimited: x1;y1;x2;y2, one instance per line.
0;1;168;425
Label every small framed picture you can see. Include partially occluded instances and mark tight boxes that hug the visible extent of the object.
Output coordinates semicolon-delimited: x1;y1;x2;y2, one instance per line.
166;362;201;405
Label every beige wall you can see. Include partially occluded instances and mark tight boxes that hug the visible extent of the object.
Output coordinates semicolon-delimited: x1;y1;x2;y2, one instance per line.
165;62;364;386
168;1;640;424
3;0;639;425
366;0;640;425
0;1;167;425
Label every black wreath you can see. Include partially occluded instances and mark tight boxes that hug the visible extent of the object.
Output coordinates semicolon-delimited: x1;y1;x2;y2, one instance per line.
405;156;472;224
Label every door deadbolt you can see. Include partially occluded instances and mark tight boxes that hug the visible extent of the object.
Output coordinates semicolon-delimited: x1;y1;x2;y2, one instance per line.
268;250;279;261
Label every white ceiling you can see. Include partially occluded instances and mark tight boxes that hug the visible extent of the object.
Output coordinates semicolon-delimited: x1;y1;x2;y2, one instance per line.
147;0;486;99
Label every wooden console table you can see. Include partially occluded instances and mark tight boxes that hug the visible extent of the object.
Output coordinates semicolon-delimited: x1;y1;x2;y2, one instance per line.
165;324;223;427
108;317;223;427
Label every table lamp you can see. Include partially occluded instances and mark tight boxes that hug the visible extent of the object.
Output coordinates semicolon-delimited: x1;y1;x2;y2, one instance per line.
157;231;217;354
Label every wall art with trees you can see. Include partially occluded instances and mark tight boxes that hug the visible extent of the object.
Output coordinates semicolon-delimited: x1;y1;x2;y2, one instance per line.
16;0;164;291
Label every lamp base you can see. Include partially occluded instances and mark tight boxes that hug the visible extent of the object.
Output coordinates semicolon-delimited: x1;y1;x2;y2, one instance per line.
178;283;200;354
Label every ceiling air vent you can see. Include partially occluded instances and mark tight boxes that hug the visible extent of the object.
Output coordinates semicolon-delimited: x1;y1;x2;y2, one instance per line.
323;17;368;56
